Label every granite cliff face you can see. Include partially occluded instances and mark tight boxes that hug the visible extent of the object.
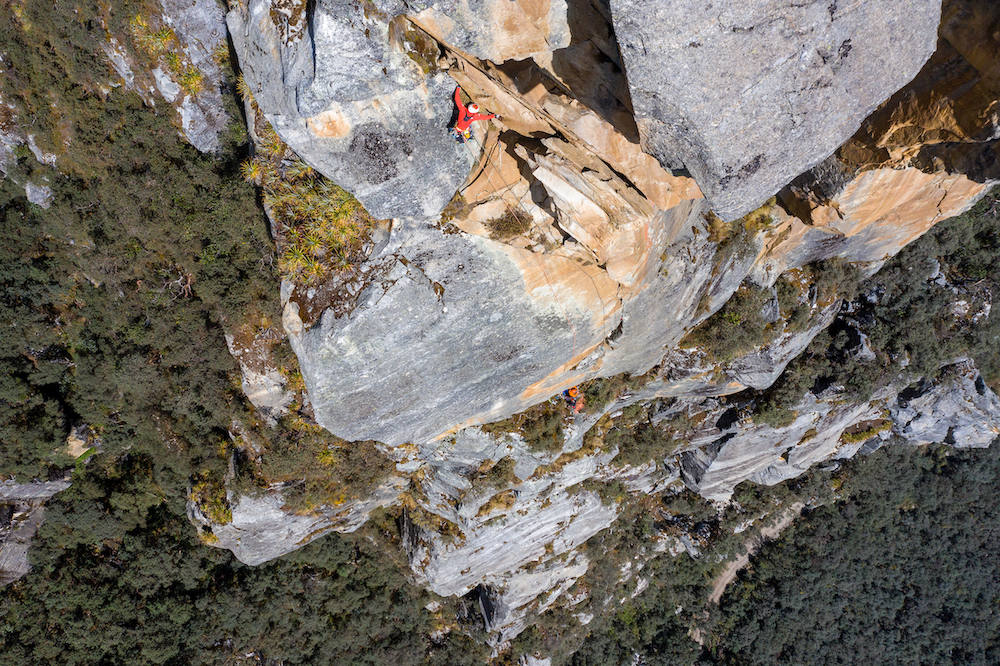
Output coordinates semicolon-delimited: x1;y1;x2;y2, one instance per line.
201;0;1000;653
612;0;942;221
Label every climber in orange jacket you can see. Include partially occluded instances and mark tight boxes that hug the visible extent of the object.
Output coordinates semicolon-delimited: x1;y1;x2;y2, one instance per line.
563;387;585;414
451;86;500;143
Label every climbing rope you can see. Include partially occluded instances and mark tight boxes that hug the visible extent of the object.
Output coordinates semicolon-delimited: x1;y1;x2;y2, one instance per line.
357;55;617;380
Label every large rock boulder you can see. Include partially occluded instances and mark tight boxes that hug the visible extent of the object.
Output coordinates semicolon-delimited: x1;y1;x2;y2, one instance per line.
283;221;622;446
227;0;571;219
610;0;941;220
404;0;570;62
228;0;474;219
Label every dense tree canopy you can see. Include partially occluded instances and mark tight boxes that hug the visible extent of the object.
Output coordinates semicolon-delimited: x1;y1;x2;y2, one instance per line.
1;2;999;664
709;443;1000;665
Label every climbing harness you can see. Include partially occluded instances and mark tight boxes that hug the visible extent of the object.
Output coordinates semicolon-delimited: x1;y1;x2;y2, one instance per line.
451;86;498;143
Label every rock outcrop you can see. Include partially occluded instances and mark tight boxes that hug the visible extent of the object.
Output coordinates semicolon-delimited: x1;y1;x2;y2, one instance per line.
158;0;231;152
681;360;1000;501
227;0;483;219
0;478;71;586
98;0;231;152
405;0;570;63
212;0;1000;653
611;0;942;220
187;475;406;565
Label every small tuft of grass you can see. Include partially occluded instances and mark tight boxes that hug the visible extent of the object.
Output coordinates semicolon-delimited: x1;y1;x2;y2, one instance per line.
178;66;204;95
486;209;532;241
840;419;892;444
130;13;207;98
236;73;255;103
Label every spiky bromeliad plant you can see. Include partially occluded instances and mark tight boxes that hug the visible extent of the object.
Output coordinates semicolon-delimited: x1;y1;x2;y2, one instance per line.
240;101;376;286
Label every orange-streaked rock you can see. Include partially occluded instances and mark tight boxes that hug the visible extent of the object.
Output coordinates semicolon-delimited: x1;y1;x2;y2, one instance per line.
306;106;351;138
826;167;989;239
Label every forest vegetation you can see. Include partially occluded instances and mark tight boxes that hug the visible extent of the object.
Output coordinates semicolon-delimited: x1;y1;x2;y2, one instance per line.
0;0;998;663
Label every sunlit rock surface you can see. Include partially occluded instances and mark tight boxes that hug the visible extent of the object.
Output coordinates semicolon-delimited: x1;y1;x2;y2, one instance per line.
227;0;494;219
207;0;1000;653
611;0;941;220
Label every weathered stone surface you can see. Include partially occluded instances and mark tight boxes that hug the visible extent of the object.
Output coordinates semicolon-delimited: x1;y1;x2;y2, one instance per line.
24;181;52;208
835;0;1000;178
188;476;406;566
761;168;991;282
892;362;1000;447
407;0;569;63
679;359;1000;501
225;333;293;427
0;504;48;586
610;0;941;220
0;478;71;586
679;393;886;501
284;98;987;456
0;479;71;501
227;0;479;219
160;0;230;152
285;221;621;446
778;0;1000;241
401;424;626;645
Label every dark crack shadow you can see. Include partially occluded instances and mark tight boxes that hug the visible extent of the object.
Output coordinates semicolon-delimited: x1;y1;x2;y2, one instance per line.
549;0;639;142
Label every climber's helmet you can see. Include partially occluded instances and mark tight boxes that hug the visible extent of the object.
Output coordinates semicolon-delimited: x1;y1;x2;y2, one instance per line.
468;103;481;114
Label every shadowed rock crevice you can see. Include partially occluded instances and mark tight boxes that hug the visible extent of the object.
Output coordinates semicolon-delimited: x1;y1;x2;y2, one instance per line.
548;0;638;141
780;0;1000;230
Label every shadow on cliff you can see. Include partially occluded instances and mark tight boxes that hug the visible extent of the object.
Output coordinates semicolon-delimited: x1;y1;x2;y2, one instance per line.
496;0;640;144
781;0;1000;222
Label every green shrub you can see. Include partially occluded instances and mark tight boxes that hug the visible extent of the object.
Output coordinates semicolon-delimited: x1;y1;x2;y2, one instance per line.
709;444;1000;665
752;400;797;429
190;471;232;524
482;399;566;454
242;415;395;512
575;479;628;506
840;418;891;444
579;372;651;413
681;283;773;362
606;423;680;467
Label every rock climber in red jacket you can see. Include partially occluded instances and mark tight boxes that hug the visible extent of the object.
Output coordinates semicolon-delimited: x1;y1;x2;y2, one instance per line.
451;86;500;143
